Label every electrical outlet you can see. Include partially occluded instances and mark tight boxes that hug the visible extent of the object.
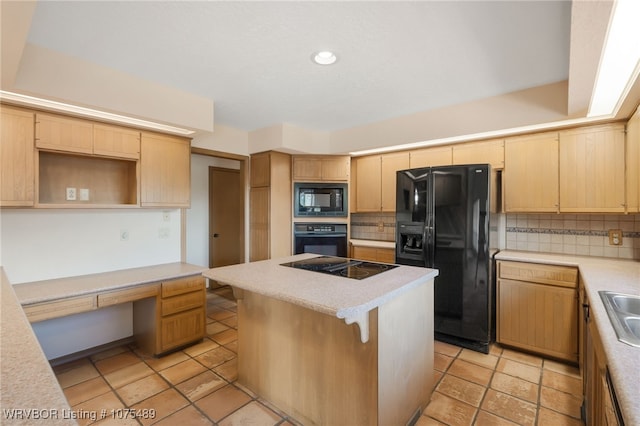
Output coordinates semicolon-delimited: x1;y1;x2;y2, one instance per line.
608;229;623;246
79;188;90;201
162;211;170;222
65;187;77;201
377;221;384;232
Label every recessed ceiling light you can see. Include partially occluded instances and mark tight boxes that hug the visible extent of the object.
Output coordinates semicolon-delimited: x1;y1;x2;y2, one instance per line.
312;51;337;65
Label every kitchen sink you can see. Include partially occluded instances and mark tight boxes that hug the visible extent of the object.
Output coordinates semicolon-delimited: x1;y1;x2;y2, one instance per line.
599;292;640;347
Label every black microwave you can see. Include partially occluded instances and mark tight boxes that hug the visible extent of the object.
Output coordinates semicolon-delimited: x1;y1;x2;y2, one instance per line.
294;182;348;217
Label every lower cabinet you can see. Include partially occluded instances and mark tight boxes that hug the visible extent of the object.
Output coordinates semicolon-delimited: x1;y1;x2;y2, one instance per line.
582;290;623;425
497;261;579;362
131;276;206;356
351;246;395;263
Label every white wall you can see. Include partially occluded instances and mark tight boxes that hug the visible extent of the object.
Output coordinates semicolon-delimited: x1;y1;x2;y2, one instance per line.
186;154;241;268
0;208;181;359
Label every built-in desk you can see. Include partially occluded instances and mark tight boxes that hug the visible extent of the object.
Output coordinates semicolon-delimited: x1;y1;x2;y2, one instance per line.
13;263;207;356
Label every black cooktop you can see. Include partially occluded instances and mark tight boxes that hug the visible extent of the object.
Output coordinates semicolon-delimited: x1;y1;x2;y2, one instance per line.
280;256;398;280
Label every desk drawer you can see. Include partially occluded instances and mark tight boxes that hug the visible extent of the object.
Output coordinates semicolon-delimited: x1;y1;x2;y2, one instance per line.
162;276;205;298
98;284;159;307
24;295;97;322
162;291;205;316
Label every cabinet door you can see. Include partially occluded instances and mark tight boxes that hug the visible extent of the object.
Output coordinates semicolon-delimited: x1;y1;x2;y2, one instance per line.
1;106;35;206
140;132;191;207
321;157;349;180
35;113;93;154
381;152;409;212
626;107;640;212
355;155;382;212
93;124;140;159
410;146;452;168
498;278;578;361
250;186;269;261
292;157;322;181
559;124;626;213
504;132;559;212
453;139;504;169
250;152;271;187
160;308;206;352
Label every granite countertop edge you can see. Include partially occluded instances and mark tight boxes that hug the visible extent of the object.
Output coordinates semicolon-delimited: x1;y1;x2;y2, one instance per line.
495;250;640;425
1;268;77;425
13;262;208;306
203;253;438;323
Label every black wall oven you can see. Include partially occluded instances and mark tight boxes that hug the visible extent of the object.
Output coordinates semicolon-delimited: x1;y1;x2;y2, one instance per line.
293;223;348;257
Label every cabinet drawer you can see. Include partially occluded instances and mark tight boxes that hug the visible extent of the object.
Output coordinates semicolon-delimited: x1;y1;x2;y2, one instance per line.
98;284;159;307
160;308;206;352
23;295;97;323
352;246;395;263
161;276;204;298
162;291;205;316
498;261;578;288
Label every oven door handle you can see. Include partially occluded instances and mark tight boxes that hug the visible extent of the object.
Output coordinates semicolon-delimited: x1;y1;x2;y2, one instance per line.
295;233;347;237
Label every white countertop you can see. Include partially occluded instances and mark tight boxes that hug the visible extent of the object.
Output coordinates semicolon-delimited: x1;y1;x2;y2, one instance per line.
14;262;207;305
203;253;438;342
495;251;640;426
1;269;76;425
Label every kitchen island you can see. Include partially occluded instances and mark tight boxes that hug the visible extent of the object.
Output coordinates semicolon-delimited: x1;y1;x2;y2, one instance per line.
203;253;438;426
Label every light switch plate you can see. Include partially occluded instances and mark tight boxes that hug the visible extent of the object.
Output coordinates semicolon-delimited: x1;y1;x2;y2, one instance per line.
608;229;623;246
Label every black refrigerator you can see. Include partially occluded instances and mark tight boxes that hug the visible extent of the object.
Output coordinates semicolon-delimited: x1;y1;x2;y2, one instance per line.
395;164;494;353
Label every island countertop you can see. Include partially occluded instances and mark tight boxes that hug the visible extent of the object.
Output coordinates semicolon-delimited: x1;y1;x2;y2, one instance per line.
203;253;438;340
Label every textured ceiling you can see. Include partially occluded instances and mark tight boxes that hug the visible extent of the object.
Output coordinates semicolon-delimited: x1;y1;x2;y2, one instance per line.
26;1;571;132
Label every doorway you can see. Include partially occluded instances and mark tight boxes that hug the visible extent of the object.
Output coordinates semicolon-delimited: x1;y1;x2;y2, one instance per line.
209;167;243;267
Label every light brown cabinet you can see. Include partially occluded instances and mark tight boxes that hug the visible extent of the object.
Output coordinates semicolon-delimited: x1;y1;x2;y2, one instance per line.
409;146;452;168
292;156;349;181
157;276;206;353
452;139;504;169
625;107;640;212
504;132;560;213
35;113;93;154
559;124;626;213
93;124;140;159
250;151;291;261
0;105;35;206
140;132;191;207
354;152;409;213
497;261;578;362
351;246;395;263
582;292;622;426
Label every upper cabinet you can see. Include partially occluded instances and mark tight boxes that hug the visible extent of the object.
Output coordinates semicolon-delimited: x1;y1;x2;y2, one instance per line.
292;156;349;181
0;106;192;209
626;106;640;213
504;132;559;213
353;152;409;213
559;124;626;213
93;124;140;159
35;113;93;154
140;132;191;207
409;146;452;168
0;106;35;207
452;139;504;169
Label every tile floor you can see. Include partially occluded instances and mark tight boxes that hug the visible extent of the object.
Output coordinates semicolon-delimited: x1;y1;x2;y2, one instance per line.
53;286;584;425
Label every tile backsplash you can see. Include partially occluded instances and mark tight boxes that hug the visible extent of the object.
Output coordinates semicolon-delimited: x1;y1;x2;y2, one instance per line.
350;213;396;241
351;212;640;260
505;214;640;260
